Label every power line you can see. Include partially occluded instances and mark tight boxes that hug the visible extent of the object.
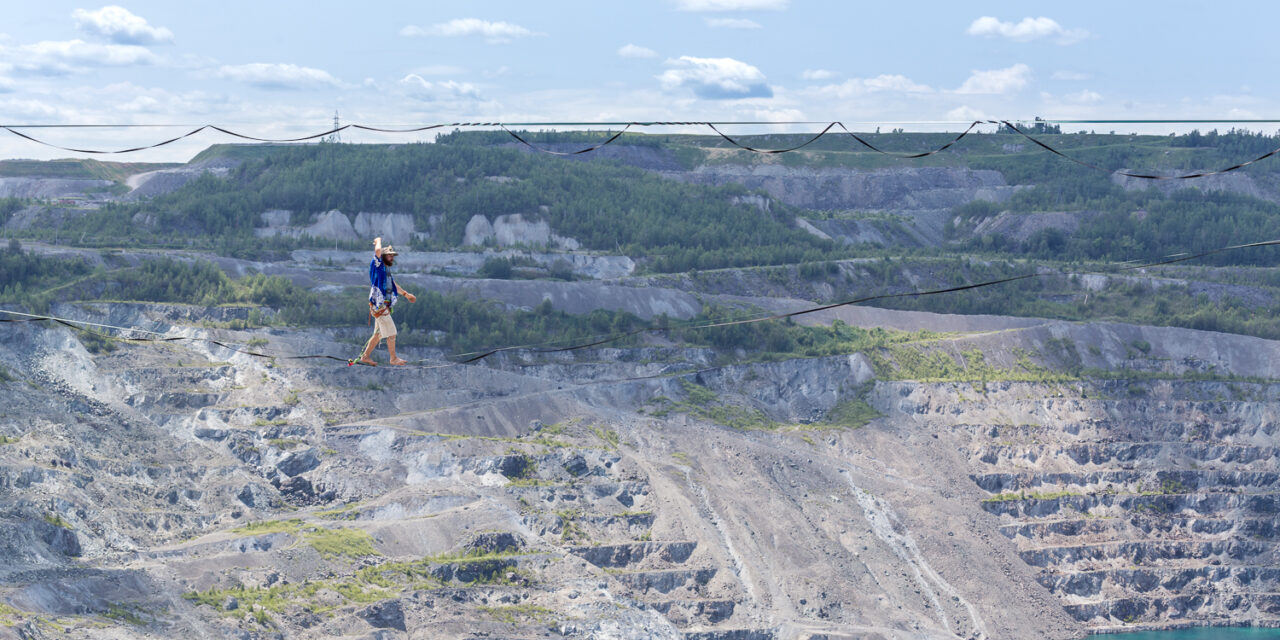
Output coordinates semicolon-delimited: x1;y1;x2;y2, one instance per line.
2;119;1280;180
6;119;1280;128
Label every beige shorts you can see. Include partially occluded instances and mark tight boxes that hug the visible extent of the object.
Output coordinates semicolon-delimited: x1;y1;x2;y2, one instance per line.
373;311;397;338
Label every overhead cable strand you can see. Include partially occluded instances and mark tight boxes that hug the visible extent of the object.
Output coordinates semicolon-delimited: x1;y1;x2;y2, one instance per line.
835;121;981;159
5;119;1280;179
992;119;1280;180
499;123;634;156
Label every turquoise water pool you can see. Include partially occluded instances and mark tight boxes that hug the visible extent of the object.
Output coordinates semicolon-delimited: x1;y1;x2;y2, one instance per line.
1086;629;1280;639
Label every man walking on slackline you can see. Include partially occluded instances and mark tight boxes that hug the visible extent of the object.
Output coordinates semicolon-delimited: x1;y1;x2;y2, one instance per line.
358;237;416;366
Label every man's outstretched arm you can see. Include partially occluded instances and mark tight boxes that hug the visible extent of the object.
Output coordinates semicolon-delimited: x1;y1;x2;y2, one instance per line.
373;237;383;258
395;282;416;303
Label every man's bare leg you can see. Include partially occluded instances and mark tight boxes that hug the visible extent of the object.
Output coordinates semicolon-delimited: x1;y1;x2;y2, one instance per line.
388;336;407;366
360;332;380;366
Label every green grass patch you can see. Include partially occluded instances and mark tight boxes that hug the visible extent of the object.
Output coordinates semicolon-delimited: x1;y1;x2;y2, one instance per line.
302;527;378;559
555;510;587;543
588;425;620;450
410;430;571;449
232;519;305;535
316;503;362;521
645;380;780;431
232;519;376;558
821;399;882;429
983;490;1083;503
0;435;19;445
43;513;72;530
869;345;1074;384
479;604;557;626
0;602;23;627
102;604;145;626
185;550;535;621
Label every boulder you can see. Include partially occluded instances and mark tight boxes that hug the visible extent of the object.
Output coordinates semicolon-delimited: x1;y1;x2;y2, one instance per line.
358;599;406;631
276;449;320;477
463;214;494;246
354;212;416;243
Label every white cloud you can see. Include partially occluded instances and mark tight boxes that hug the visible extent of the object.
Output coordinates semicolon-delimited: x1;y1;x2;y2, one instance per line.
955;63;1031;94
1034;89;1105;109
801;69;834;81
411;64;466;76
5;39;156;74
0;97;72;121
618;44;658;59
407;18;537;44
966;16;1088;44
216;63;345;90
864;75;932;93
706;18;761;29
1064;89;1102;104
751;107;805;122
946;106;988;121
73;6;174;45
815;74;932;97
676;0;787;10
659;56;772;99
1052;70;1090;81
399;74;482;101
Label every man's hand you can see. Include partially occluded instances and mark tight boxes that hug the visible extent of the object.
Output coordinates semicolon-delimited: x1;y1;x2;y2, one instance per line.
405;292;417;303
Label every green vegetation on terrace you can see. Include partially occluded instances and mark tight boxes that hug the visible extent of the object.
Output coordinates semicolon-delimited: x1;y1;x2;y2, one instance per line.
869;345;1070;384
0;198;25;226
673;309;933;359
184;547;532;627
862;257;1280;341
231;519;376;558
0;158;177;181
0;238;95;307
645;380;778;431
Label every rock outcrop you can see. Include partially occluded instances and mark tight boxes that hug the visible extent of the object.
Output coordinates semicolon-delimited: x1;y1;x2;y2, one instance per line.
666;166;1019;211
464;213;581;250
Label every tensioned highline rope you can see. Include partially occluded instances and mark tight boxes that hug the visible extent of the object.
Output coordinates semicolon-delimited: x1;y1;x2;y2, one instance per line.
5;119;1280;180
4;236;1280;369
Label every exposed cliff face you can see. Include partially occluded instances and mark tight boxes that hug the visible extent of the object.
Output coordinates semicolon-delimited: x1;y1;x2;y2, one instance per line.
124;158;239;198
664;166;1018;212
1112;170;1280;202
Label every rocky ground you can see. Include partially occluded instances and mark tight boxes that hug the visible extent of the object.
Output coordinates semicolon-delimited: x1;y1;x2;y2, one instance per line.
6;145;1280;639
3;296;1280;639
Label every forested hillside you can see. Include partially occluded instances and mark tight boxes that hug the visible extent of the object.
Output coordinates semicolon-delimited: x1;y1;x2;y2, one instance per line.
5;128;1280;348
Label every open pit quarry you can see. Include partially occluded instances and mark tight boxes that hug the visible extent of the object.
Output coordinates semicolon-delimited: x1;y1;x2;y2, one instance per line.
4;139;1280;639
3;298;1280;640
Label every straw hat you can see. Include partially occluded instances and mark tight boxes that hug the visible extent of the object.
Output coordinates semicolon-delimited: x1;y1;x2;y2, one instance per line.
382;245;398;256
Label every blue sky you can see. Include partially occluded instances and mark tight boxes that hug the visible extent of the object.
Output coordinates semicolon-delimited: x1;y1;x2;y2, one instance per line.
1;1;1276;161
